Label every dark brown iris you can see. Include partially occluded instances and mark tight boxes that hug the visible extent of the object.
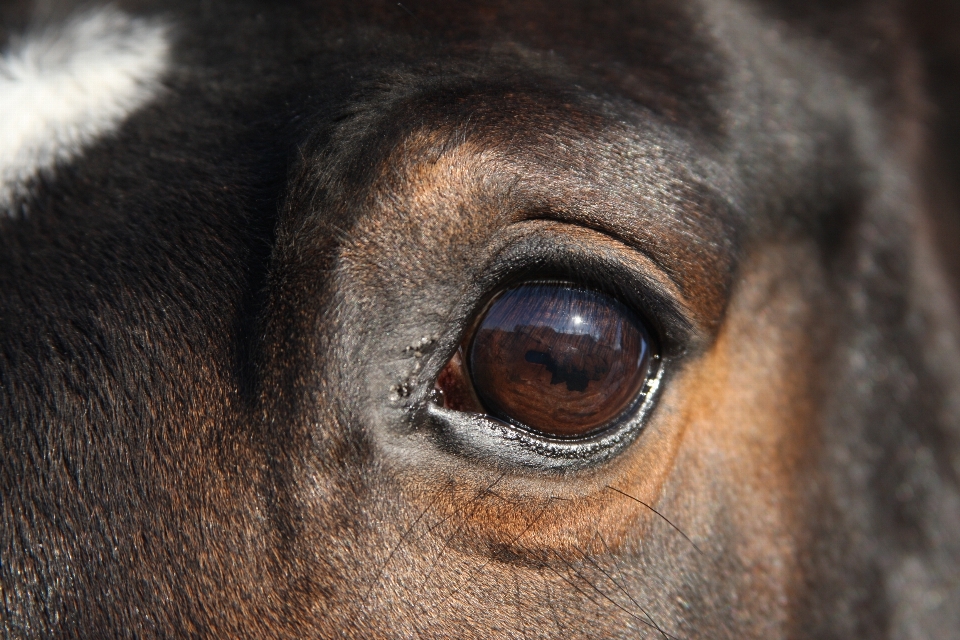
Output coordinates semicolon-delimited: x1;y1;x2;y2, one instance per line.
461;282;652;438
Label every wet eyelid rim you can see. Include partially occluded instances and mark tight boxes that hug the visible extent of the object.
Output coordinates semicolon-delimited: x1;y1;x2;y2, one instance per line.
404;220;702;473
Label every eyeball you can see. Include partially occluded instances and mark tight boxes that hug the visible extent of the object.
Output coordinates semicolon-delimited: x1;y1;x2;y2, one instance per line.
436;282;654;439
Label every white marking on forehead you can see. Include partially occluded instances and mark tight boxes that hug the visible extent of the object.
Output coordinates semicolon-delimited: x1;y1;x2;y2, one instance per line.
0;7;170;214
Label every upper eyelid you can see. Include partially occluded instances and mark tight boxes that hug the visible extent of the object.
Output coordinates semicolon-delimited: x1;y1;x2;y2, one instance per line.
472;220;706;348
521;216;689;294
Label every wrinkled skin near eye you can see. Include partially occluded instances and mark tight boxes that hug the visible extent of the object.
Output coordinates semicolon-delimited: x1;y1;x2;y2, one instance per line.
436;282;654;438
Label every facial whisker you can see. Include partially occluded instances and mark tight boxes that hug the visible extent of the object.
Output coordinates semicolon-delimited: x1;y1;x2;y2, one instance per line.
413;473;509;593
432;497;554;609
575;537;677;640
362;490;443;605
548;549;671;636
605;486;704;555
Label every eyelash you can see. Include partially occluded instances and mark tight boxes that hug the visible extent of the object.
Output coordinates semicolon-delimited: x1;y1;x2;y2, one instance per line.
463;249;691;359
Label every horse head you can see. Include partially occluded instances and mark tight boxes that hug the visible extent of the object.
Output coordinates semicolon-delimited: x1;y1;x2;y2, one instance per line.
2;1;959;637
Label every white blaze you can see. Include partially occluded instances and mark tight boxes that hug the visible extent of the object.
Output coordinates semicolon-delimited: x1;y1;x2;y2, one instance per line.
0;8;170;213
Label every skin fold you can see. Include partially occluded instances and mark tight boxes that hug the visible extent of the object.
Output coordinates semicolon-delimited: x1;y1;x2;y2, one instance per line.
1;0;958;637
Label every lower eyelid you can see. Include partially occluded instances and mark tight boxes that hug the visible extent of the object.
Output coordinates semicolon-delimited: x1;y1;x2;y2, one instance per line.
422;357;665;472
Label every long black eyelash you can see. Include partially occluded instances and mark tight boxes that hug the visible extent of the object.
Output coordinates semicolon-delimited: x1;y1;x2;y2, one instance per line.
471;237;696;361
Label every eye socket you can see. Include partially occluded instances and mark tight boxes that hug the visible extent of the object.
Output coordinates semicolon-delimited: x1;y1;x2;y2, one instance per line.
435;282;655;439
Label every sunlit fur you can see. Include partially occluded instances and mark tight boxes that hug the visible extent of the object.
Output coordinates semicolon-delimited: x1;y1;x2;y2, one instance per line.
1;1;958;638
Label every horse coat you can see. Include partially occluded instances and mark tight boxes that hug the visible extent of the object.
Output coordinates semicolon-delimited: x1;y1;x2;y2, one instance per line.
1;1;959;637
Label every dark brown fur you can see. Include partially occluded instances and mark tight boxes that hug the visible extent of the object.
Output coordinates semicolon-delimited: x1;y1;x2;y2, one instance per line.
2;1;959;637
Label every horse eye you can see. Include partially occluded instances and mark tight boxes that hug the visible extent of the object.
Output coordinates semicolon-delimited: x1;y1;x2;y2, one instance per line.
436;283;654;439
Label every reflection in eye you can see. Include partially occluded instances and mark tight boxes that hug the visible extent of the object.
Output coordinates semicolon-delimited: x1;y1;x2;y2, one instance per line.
437;282;653;439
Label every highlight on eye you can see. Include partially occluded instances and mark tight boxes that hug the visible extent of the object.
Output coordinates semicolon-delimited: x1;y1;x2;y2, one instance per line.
434;282;654;439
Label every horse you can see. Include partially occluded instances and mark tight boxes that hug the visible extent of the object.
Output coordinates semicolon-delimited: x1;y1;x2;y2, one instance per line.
2;0;958;637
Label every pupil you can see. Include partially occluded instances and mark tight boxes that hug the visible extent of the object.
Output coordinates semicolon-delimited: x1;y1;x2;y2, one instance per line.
468;283;651;438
